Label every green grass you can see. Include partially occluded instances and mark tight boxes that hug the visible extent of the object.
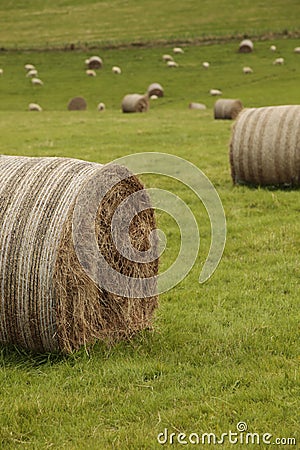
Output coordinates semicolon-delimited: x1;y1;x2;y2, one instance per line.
0;0;299;49
0;2;300;449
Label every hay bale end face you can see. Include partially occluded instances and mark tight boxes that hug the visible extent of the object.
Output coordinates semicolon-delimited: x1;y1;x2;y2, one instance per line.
238;39;254;53
87;56;103;69
68;97;87;111
0;156;158;353
214;99;243;120
229;105;300;186
147;83;164;98
121;94;149;113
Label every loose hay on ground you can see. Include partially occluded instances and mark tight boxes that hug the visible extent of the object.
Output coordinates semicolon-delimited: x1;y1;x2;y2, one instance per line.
0;156;158;354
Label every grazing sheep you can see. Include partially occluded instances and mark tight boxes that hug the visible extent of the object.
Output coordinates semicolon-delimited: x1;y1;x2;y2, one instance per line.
162;54;174;62
97;102;106;111
243;66;253;74
24;64;35;71
167;60;178;68
28;103;42;112
26;69;38;78
202;61;210;69
270;45;277;52
209;89;222;96
150;94;158;100
112;66;122;74
31;77;43;86
189;102;207;110
0;68;3;76
273;57;284;65
173;47;184;54
86;69;96;76
294;47;300;54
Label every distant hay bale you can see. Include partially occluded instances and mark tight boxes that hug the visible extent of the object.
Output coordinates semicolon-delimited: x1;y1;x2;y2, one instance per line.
147;83;164;98
229;105;300;186
121;94;149;113
214;99;243;120
238;39;254;53
68;97;87;111
0;156;158;353
87;56;103;69
28;103;42;112
189;102;206;110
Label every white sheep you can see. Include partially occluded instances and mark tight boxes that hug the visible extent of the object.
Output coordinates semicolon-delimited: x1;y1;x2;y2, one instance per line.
86;69;96;76
167;60;178;68
273;57;284;65
270;45;277;52
243;66;253;74
162;54;173;62
31;77;43;86
294;47;300;54
209;89;222;96
97;102;106;111
202;61;210;69
28;103;42;112
26;69;38;78
173;47;184;54
112;66;122;74
0;68;3;76
150;94;158;100
24;64;35;71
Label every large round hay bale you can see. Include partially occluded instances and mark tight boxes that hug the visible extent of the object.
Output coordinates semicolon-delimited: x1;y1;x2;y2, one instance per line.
121;94;149;113
0;156;158;353
238;39;254;53
147;83;164;98
214;99;243;120
229;105;300;186
87;56;103;69
67;97;87;111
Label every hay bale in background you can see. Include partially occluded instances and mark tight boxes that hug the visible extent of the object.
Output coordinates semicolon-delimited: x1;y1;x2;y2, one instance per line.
147;83;164;98
238;39;254;53
214;99;243;120
229;105;300;186
68;97;87;111
87;56;103;69
189;102;206;110
121;94;149;113
0;156;158;353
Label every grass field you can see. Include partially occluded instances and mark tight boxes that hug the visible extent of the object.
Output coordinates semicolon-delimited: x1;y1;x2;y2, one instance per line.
0;1;300;449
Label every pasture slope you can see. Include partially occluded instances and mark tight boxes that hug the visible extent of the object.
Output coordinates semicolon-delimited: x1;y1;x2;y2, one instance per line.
0;1;299;449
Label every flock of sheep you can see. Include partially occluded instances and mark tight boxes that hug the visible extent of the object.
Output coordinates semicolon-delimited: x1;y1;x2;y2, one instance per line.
0;39;299;113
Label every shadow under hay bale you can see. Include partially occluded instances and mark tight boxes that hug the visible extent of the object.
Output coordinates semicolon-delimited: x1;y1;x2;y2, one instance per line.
238;39;254;53
0;156;159;354
214;99;243;120
121;94;149;113
67;97;87;111
229;105;300;187
147;83;164;98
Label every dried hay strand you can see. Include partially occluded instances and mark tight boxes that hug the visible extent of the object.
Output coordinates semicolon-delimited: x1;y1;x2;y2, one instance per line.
67;97;87;111
214;99;243;120
147;83;164;98
121;94;149;113
0;156;158;353
238;39;254;53
229;105;300;186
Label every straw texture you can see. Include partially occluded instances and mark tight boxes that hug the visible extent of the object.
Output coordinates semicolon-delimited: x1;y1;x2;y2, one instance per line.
229;105;300;186
0;156;158;353
214;99;243;120
121;94;149;113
